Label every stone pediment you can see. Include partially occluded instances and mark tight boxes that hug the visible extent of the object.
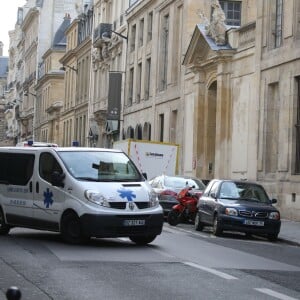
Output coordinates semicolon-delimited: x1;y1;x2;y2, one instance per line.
183;24;234;69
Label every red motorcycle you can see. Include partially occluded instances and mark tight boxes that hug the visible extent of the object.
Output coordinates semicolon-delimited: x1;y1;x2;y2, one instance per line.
167;187;200;226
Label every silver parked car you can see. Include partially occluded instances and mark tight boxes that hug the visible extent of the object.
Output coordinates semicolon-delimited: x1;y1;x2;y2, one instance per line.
149;175;206;216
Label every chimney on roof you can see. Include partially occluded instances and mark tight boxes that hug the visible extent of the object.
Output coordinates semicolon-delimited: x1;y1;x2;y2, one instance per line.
64;13;71;20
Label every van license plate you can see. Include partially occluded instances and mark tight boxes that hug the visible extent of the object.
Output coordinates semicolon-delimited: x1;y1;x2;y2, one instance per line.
244;220;264;226
123;220;145;226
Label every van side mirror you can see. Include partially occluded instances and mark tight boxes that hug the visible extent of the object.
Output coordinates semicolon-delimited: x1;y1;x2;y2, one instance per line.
271;198;277;204
51;171;65;188
142;172;147;180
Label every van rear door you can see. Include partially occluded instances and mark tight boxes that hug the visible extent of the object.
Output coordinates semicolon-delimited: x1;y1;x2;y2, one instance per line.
0;152;35;225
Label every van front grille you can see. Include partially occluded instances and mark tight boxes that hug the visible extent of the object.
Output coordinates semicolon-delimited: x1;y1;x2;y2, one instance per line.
109;202;126;209
109;202;150;210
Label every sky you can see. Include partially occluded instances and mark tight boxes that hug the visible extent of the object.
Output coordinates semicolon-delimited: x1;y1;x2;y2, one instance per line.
0;0;27;56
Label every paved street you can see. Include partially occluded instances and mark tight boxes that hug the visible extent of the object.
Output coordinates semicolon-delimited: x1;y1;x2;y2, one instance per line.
0;221;300;300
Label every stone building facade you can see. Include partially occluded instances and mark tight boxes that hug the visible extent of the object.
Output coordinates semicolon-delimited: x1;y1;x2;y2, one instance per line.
183;0;300;220
5;0;78;144
60;2;93;147
90;0;129;148
0;42;9;146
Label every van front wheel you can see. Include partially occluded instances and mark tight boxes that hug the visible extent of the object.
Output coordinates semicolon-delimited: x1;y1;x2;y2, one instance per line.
129;235;157;245
0;208;10;235
61;212;87;244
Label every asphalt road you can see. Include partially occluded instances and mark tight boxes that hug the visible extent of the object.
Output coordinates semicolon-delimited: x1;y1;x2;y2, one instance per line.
0;223;299;300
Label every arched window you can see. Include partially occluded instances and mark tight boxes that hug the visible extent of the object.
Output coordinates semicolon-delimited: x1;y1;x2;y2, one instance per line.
135;124;142;140
143;122;151;140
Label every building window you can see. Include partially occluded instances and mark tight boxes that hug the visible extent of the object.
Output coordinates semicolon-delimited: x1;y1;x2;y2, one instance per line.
136;63;142;103
130;24;136;52
128;68;134;106
139;18;144;47
265;83;279;173
274;0;283;48
170;110;177;143
219;1;241;26
145;57;151;100
159;113;164;142
147;11;153;42
295;77;300;174
159;14;169;91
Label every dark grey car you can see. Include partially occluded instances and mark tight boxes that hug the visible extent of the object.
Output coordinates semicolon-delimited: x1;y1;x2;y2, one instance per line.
195;179;281;241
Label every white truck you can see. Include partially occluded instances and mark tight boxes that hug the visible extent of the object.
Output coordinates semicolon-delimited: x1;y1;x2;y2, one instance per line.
113;139;179;180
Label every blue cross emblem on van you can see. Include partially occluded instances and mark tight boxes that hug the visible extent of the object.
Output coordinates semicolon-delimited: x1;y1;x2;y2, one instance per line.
43;188;54;208
117;188;136;202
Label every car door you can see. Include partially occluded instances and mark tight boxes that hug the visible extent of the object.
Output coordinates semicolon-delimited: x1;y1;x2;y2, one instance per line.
202;181;219;224
33;151;65;231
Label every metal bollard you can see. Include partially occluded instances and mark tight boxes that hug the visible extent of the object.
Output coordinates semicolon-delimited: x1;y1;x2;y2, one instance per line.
6;287;21;300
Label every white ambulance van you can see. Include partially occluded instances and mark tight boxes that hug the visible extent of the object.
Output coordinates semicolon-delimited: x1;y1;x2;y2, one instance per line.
0;147;163;244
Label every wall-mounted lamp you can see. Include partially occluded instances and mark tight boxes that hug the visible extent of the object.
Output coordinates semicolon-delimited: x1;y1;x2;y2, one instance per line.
99;23;128;41
102;30;128;41
60;65;78;73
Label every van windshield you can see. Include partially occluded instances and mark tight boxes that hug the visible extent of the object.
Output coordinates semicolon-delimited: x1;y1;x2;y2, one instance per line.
57;151;143;182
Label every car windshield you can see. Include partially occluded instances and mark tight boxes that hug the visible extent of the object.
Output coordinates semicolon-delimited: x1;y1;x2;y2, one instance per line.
164;176;205;190
219;181;270;203
57;151;142;182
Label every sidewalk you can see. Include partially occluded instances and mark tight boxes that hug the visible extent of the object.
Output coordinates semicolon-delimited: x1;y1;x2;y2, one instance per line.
278;219;300;246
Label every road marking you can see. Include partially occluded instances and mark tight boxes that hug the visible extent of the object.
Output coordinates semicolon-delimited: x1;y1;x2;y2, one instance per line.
164;225;208;238
183;261;238;280
254;288;299;300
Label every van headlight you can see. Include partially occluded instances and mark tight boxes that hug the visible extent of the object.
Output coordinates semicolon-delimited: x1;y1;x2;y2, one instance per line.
149;191;159;207
84;190;110;207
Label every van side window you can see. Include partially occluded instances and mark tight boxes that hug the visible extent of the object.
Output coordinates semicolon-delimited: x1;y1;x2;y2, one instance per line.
39;153;62;183
0;153;35;185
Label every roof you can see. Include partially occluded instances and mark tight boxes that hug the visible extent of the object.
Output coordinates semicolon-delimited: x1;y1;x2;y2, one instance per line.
52;15;71;48
197;24;233;51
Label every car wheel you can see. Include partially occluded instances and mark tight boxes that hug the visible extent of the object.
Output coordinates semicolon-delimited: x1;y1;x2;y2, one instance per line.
0;208;10;235
61;212;88;244
194;213;204;231
212;215;222;236
167;210;180;226
129;235;157;245
267;233;278;242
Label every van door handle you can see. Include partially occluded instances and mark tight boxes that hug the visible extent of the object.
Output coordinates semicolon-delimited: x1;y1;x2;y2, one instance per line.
36;182;39;193
29;181;32;193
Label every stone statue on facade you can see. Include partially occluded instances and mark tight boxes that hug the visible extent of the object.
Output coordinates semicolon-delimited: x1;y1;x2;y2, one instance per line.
206;0;227;45
91;47;102;70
